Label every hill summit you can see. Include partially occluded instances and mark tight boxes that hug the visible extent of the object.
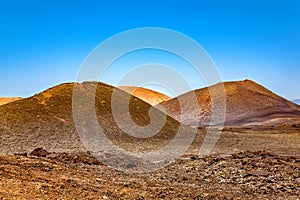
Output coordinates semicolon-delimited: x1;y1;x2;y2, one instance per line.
118;86;170;105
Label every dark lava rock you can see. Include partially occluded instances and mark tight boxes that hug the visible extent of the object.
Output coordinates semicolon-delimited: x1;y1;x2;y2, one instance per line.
29;147;49;157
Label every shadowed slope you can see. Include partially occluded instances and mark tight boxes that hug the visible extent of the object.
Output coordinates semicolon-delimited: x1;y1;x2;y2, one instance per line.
159;80;300;126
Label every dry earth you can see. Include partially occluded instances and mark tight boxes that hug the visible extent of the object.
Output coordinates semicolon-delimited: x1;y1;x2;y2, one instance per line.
0;81;300;199
1;126;300;199
1;148;299;199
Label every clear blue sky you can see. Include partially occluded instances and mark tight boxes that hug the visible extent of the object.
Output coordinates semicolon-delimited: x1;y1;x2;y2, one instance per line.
0;0;299;100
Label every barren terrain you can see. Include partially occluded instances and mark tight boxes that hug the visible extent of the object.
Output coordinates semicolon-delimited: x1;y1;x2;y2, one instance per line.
1;147;299;199
0;81;300;199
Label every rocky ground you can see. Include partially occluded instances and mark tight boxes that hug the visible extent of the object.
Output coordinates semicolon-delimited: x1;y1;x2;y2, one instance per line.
1;149;299;199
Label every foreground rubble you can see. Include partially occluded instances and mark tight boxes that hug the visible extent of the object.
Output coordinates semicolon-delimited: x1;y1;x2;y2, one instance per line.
1;150;299;199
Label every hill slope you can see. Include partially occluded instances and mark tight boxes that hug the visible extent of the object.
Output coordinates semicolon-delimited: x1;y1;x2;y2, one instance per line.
0;97;22;106
159;80;300;126
118;86;170;105
0;82;186;154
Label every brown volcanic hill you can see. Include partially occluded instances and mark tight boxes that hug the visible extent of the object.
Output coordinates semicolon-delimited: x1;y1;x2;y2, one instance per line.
159;80;300;126
0;82;190;155
0;97;22;106
118;86;171;105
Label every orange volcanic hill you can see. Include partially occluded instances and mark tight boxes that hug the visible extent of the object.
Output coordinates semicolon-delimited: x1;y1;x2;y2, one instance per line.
159;80;300;126
118;86;170;106
0;97;22;106
0;82;186;154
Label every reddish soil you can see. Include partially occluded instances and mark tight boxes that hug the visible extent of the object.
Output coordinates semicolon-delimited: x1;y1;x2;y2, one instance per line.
159;80;300;126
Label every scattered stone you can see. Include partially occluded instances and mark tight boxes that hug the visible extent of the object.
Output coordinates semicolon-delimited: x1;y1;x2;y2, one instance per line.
1;150;299;199
29;147;49;157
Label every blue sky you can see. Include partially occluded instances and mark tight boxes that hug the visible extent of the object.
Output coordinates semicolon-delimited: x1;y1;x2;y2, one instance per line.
0;0;299;100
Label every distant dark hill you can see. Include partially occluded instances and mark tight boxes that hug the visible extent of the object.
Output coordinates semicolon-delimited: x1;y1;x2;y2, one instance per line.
159;80;300;126
0;82;186;154
119;86;170;106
